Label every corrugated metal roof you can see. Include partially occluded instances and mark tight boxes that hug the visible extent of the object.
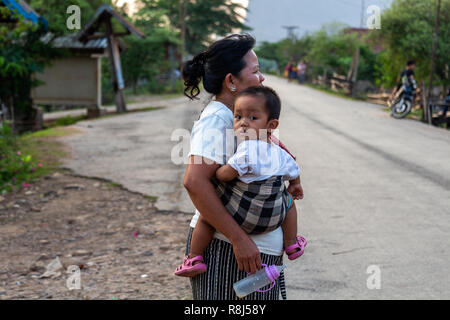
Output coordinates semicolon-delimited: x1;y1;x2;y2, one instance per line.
75;4;144;43
52;35;107;49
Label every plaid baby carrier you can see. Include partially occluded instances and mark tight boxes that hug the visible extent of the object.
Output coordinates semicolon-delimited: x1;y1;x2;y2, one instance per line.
213;176;290;235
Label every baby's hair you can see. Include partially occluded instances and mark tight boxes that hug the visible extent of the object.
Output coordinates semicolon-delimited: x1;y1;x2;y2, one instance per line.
236;86;281;120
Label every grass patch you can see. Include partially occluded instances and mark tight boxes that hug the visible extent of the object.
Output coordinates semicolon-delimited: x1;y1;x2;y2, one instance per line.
22;126;81;139
44;107;164;128
47;115;87;128
1;124;76;194
304;83;366;101
407;107;423;120
145;195;158;203
107;181;122;189
131;106;164;113
18;127;78;174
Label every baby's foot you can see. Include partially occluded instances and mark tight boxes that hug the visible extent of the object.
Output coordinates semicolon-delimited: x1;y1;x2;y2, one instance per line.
284;236;307;260
174;254;207;277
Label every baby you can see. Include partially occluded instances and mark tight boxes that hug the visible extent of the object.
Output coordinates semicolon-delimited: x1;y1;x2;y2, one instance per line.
175;86;307;277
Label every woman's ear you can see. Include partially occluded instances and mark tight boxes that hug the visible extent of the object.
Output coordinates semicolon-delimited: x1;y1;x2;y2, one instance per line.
224;73;236;93
267;119;279;132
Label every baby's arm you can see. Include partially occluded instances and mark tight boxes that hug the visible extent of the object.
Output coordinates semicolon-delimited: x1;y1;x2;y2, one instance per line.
216;164;239;182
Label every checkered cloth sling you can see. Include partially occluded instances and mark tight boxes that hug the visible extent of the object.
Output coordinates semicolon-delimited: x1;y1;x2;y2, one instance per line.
213;176;290;235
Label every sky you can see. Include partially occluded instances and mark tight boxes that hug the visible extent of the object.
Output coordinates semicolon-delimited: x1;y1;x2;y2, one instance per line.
114;0;393;44
244;0;393;43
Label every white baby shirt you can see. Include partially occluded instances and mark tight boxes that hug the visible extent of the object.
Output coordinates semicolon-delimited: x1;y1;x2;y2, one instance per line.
227;139;300;183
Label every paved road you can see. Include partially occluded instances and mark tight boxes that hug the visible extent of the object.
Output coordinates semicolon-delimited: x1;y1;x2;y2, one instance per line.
270;76;450;299
62;75;450;299
62;95;197;213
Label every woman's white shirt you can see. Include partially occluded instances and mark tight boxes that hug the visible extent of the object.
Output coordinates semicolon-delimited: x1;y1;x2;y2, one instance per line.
188;100;284;256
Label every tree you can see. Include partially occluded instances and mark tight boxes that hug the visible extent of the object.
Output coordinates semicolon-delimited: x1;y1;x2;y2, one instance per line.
152;0;250;56
306;28;358;77
0;6;60;133
120;0;248;94
117;0;179;94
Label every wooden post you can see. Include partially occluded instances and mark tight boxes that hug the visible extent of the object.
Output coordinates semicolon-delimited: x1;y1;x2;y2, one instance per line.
178;0;188;68
105;16;127;113
427;0;441;125
168;43;176;92
421;81;427;121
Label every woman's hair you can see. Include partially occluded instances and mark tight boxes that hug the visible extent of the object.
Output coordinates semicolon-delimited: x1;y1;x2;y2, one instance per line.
236;86;281;120
182;33;256;100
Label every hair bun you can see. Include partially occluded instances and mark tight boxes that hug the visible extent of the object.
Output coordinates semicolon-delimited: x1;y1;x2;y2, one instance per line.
182;52;207;100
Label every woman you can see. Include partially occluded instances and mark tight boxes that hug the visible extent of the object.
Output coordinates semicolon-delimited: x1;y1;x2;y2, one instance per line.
182;34;295;300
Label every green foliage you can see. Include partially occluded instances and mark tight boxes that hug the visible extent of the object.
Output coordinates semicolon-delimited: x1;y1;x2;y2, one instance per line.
151;0;250;54
358;44;378;83
120;2;179;94
256;36;313;75
256;24;364;80
0;6;61;132
258;57;279;75
0;122;43;194
306;27;358;77
28;0;112;35
368;0;450;87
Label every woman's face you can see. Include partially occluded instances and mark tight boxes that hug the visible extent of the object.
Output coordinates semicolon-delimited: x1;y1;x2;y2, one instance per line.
233;50;265;92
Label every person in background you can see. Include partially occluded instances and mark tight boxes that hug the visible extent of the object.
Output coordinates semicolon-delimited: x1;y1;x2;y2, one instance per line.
284;63;290;78
297;60;306;84
288;61;297;82
389;60;417;102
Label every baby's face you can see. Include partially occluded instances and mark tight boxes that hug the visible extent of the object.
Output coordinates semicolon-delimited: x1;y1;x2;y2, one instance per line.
233;95;271;140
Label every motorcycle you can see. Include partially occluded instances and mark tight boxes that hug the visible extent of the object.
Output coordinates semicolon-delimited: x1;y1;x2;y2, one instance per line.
389;85;415;119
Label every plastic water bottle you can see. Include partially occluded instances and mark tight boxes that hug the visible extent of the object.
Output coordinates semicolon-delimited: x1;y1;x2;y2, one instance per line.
233;264;286;298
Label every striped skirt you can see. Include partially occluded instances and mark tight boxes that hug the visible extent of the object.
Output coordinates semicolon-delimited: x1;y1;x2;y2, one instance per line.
186;227;287;300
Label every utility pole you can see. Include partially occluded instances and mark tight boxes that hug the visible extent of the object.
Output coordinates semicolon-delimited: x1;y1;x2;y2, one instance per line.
282;26;299;39
349;0;365;95
360;0;365;28
426;0;441;124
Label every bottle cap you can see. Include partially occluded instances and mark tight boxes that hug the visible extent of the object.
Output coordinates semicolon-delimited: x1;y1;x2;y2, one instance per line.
264;264;282;282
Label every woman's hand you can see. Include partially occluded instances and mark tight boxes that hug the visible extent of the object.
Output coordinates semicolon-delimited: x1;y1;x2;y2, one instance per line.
232;235;262;273
184;156;262;274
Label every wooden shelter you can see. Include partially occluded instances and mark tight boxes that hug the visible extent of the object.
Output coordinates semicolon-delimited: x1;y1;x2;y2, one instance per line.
75;5;145;114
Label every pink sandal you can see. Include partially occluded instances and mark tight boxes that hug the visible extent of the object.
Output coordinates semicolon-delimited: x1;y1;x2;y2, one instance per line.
285;235;307;260
174;254;207;277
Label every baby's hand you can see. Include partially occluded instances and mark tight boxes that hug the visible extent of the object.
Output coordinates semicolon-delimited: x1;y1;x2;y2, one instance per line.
288;183;304;200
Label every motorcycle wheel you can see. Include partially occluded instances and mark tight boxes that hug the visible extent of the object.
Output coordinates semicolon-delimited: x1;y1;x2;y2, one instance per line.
392;99;412;119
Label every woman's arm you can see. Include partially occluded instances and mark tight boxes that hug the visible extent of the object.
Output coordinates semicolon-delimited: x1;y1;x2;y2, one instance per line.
216;164;239;182
184;155;261;273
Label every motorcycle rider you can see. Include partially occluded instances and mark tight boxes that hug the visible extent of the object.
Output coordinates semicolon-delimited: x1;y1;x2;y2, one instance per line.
389;60;417;103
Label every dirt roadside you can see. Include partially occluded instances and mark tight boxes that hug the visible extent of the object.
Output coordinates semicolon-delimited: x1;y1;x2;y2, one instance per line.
0;170;192;300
